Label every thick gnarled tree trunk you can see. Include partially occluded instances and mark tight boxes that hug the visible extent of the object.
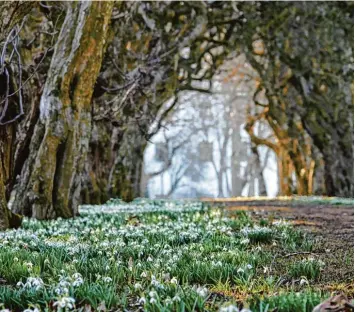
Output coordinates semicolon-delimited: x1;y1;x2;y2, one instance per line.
0;127;12;230
12;1;113;219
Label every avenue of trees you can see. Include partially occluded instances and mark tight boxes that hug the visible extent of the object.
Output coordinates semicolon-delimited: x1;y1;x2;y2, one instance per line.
0;1;353;229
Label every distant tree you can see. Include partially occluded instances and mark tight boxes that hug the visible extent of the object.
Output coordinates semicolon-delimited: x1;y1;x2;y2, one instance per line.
238;1;353;196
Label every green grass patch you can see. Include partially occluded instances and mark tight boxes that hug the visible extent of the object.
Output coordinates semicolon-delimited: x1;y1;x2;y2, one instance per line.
0;199;334;311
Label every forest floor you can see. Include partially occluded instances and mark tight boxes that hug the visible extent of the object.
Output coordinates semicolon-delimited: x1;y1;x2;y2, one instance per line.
0;197;353;312
203;197;354;295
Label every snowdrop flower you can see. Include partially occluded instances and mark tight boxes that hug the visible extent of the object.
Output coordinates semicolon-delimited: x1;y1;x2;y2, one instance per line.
140;271;147;278
151;278;160;287
147;256;153;262
196;286;208;297
0;309;10;312
72;277;83;287
170;277;178;284
219;304;239;312
139;297;146;304
23;308;40;312
72;273;82;280
13;257;19;262
134;282;142;290
149;290;157;298
237;268;244;274
172;295;181;302
53;296;75;309
17;277;44;291
246;264;253;270
57;286;69;295
103;276;112;283
25;262;33;270
240;238;250;245
300;278;309;286
149;298;157;304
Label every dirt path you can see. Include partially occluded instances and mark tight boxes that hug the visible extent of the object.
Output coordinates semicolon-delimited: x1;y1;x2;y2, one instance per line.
203;198;354;291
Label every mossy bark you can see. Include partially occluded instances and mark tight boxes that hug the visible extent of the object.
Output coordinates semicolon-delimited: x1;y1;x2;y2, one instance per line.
12;1;113;219
0;157;10;230
0;126;23;230
300;107;353;197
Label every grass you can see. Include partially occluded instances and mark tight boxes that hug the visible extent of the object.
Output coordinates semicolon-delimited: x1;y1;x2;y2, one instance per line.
0;198;340;311
202;196;354;206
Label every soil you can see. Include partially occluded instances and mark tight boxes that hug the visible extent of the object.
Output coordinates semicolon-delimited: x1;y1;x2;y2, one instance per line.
204;199;354;296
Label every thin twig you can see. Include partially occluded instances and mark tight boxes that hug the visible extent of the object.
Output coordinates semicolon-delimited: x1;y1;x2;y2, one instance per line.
283;251;317;258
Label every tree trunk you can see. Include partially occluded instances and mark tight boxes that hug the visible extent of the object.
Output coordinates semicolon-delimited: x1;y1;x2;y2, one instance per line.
0;126;22;230
0;2;36;229
0;127;12;230
231;129;243;196
277;148;293;196
250;146;267;196
12;1;113;219
301;112;354;197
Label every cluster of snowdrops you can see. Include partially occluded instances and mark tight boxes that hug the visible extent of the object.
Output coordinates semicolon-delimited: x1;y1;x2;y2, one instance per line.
0;199;326;311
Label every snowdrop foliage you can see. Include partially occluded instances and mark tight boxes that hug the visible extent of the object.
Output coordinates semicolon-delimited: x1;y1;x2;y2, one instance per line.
0;199;319;310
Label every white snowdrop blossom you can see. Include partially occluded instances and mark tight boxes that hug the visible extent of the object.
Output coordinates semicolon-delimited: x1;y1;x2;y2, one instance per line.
195;286;208;297
53;296;75;310
24;262;33;271
172;295;181;302
240;238;250;245
170;277;178;284
102;276;113;283
140;271;147;278
23;308;40;312
300;278;309;286
17;277;44;291
219;304;240;312
133;283;141;290
149;290;157;298
71;273;84;287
